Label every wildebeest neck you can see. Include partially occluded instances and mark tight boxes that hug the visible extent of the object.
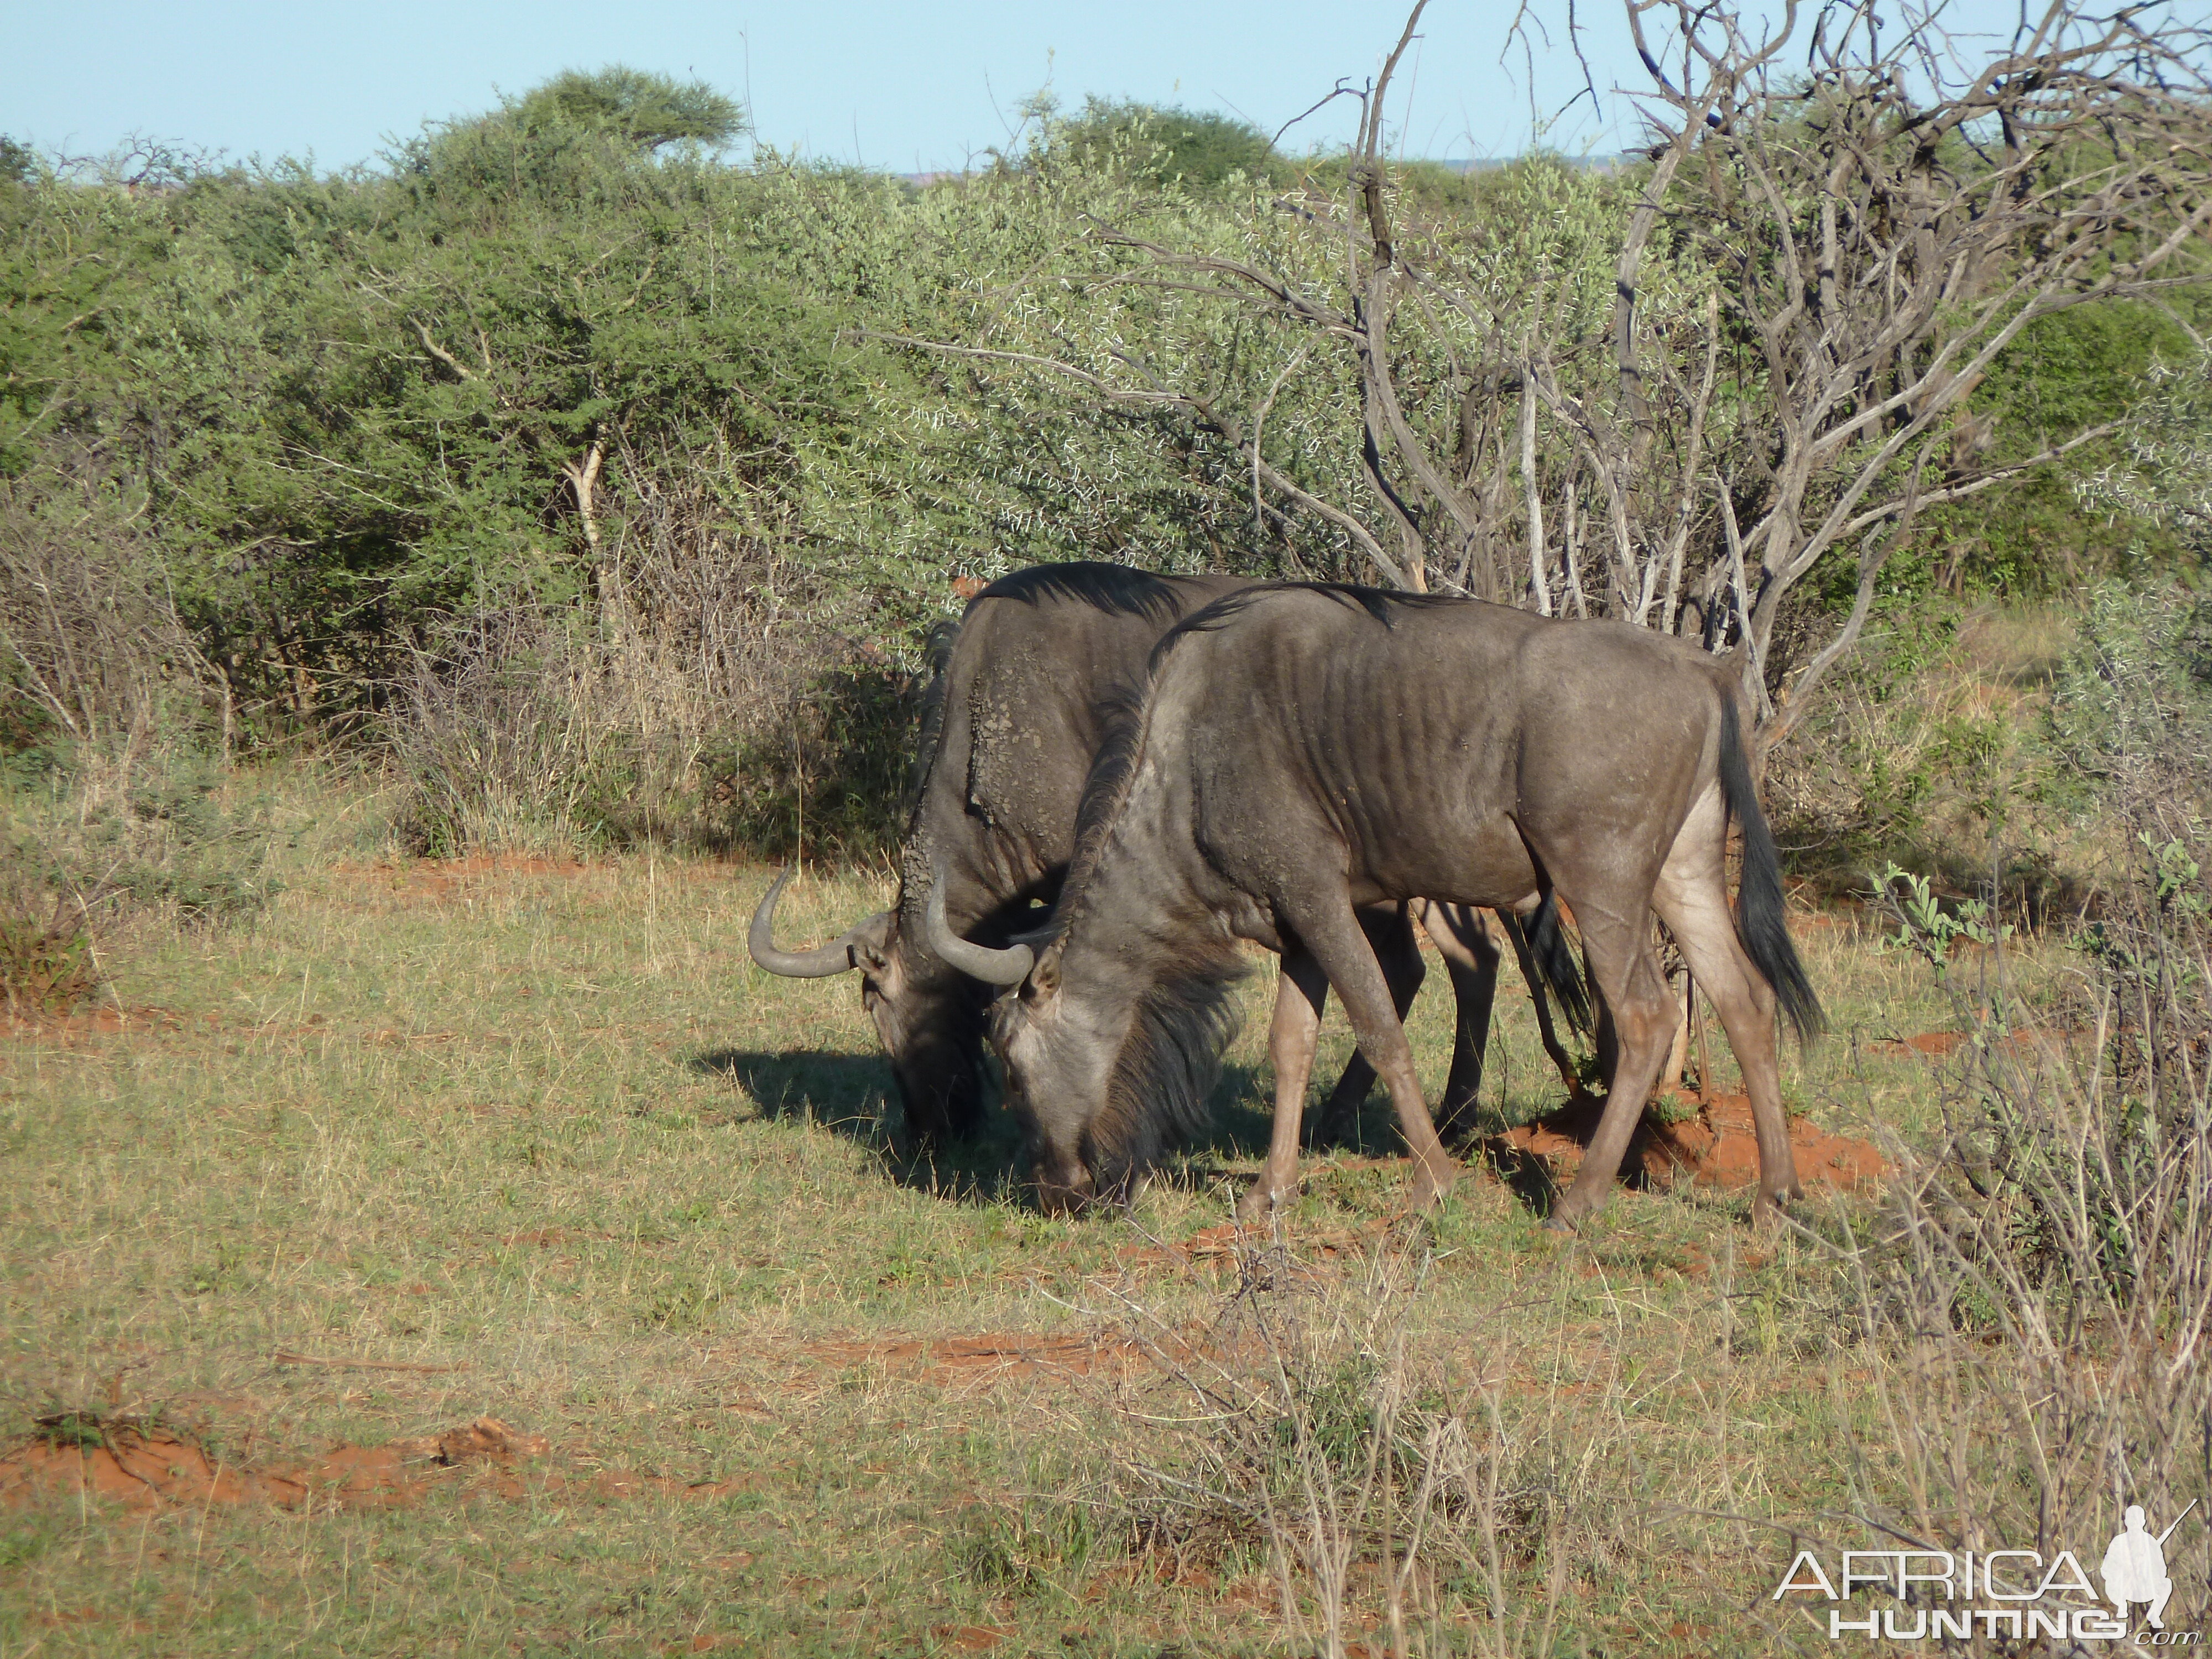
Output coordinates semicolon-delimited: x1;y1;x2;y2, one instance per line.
1005;709;1250;1198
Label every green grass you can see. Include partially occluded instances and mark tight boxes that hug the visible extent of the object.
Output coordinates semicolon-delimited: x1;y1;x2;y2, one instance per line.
0;779;2069;1656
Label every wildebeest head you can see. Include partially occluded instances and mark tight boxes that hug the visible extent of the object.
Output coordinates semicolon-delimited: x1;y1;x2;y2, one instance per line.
928;863;1241;1213
748;871;987;1144
919;876;1094;1208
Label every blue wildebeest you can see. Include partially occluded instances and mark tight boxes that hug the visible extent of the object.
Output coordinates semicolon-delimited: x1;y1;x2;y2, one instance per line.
934;583;1821;1228
748;562;1585;1157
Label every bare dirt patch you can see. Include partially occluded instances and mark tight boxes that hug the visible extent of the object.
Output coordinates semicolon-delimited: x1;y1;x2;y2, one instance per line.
785;1332;1145;1384
931;1623;1018;1651
0;1412;742;1515
1866;1025;2080;1060
1489;1092;1886;1196
1;1003;215;1045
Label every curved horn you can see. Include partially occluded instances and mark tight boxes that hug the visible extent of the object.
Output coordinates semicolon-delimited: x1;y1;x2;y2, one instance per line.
924;872;1034;986
748;870;881;978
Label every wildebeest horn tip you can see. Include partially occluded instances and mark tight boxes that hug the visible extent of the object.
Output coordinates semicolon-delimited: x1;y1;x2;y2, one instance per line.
748;868;879;978
924;872;1033;985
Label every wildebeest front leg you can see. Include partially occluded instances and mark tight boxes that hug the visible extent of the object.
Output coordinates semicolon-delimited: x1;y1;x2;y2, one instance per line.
1240;950;1332;1223
1547;909;1676;1231
1308;905;1426;1149
1282;897;1457;1212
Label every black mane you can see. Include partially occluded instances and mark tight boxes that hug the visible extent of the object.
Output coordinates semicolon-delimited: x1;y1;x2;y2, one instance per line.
1084;966;1246;1194
901;618;963;828
1148;581;1467;675
974;561;1202;624
1037;682;1151;951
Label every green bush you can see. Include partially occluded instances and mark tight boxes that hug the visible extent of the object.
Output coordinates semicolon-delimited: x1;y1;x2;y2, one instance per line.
3;67;2201;857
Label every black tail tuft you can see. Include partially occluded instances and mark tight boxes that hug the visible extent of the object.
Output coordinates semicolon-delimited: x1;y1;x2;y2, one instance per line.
1521;892;1593;1037
1719;698;1824;1044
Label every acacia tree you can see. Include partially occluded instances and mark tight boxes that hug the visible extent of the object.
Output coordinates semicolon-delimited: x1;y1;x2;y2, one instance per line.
898;0;2212;738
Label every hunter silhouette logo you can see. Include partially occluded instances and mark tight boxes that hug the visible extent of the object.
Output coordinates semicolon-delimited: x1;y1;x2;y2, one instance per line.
2105;1504;2197;1631
1772;1501;2202;1643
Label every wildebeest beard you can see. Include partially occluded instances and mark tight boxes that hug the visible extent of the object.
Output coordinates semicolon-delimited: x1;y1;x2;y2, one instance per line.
989;687;1249;1206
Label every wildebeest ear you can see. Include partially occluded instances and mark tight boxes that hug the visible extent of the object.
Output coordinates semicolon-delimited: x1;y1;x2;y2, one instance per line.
1029;943;1064;998
849;912;892;973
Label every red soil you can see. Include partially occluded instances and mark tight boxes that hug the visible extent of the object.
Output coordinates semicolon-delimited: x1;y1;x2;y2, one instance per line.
790;1332;1143;1381
1866;1026;2080;1060
1494;1092;1886;1195
931;1624;1016;1651
0;1413;742;1515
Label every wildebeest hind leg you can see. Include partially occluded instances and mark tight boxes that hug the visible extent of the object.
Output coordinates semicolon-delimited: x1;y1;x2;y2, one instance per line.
1241;950;1331;1223
1653;838;1799;1222
1279;896;1457;1212
1547;911;1676;1230
1500;909;1582;1094
1415;900;1501;1146
1310;905;1425;1149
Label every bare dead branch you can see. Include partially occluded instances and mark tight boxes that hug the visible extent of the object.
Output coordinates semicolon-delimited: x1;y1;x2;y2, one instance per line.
411;319;477;382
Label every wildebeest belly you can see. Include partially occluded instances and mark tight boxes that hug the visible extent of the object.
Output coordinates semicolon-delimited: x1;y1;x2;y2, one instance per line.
1182;698;1539;915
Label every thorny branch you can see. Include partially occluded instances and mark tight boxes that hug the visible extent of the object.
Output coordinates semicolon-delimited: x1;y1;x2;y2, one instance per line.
896;0;2211;743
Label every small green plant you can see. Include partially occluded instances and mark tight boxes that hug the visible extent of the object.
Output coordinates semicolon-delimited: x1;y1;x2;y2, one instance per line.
1871;863;2011;971
0;905;96;1014
33;1410;108;1451
2075;833;2209;993
1648;1092;1702;1126
2147;832;2207;920
957;1494;1099;1593
641;1274;723;1332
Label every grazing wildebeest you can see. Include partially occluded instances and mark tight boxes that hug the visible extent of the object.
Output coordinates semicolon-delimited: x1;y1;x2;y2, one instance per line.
748;563;1585;1155
935;583;1822;1228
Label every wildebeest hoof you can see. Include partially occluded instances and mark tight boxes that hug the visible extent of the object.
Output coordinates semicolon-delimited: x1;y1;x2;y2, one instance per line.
1234;1184;1282;1225
1408;1174;1454;1213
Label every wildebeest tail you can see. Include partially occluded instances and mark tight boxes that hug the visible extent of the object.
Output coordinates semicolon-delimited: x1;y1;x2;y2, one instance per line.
1718;697;1824;1043
1520;894;1593;1037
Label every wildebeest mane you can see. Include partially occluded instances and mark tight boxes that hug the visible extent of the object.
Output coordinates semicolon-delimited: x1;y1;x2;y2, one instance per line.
1083;963;1246;1197
1147;581;1467;676
1042;682;1151;945
901;618;963;828
1021;670;1249;1190
974;561;1199;623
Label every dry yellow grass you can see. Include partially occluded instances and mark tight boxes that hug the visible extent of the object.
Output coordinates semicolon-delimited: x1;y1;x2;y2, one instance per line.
0;776;2115;1656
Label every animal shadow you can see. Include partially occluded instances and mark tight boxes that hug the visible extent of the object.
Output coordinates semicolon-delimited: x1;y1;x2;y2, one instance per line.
686;1047;1027;1205
690;1048;891;1139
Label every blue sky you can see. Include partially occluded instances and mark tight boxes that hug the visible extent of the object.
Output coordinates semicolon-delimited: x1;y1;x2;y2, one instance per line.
6;1;2046;175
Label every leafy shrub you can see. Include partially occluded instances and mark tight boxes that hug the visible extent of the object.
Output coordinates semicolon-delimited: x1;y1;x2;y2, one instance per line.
2048;580;2212;794
1041;97;1286;189
1767;602;2065;901
1844;618;2211;1580
0;897;95;1014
